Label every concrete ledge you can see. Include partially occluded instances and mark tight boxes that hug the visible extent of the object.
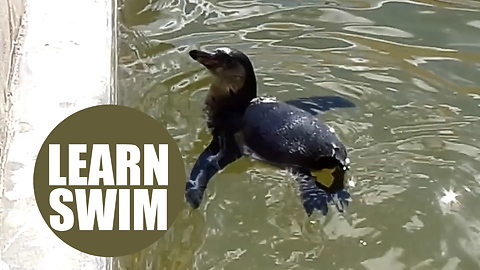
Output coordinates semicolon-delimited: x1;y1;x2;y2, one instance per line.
0;0;26;218
0;0;117;269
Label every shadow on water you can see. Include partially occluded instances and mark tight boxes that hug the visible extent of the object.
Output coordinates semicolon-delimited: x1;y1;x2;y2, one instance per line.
116;0;480;269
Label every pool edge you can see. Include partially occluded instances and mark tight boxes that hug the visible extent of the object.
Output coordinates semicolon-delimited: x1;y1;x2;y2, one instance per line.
0;0;117;269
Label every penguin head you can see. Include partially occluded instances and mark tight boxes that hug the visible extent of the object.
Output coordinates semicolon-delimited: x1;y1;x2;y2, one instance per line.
189;47;257;107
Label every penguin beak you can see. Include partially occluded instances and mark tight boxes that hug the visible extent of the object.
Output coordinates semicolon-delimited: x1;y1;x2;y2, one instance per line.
189;50;222;69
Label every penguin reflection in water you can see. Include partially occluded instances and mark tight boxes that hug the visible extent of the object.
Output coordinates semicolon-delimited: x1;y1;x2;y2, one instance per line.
185;47;354;216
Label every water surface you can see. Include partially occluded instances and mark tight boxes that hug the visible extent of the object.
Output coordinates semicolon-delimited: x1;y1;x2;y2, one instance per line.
116;0;480;269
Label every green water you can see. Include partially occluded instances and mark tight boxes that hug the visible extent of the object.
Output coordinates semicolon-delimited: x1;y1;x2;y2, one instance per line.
115;0;480;269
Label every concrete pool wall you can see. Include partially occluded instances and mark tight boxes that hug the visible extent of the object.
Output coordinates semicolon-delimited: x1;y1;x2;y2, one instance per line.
0;0;117;269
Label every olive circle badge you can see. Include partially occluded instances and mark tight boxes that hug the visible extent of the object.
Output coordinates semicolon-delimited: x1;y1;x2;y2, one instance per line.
33;105;186;257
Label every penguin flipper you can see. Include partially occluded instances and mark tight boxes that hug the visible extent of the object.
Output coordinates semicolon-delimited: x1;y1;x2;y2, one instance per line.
285;95;356;116
185;134;242;208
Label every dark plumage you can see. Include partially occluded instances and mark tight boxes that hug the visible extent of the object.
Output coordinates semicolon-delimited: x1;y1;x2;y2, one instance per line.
185;47;353;216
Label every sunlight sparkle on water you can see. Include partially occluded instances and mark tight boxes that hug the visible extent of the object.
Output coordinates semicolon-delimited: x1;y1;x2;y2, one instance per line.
440;189;459;204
